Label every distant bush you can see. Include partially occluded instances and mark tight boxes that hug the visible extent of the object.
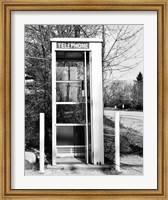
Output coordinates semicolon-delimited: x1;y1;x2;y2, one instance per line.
25;117;39;150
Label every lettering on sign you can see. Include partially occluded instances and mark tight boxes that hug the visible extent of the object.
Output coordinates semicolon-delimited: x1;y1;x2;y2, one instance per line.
57;42;89;49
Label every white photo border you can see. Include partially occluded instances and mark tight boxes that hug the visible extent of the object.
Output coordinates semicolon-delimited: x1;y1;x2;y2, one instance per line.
11;11;157;189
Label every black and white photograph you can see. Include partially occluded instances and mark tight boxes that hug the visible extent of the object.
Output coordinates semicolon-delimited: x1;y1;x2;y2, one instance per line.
24;24;143;176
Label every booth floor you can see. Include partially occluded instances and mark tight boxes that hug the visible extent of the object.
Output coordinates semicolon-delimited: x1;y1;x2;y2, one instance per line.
47;157;115;171
25;157;119;176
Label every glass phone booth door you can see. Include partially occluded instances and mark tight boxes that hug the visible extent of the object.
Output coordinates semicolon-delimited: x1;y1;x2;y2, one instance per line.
55;51;91;164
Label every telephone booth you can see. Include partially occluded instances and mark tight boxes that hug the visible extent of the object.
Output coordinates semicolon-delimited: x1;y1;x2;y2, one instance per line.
51;38;104;165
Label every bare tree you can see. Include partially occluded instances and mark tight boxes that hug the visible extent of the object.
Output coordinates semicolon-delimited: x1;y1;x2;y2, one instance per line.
102;25;143;73
24;24;143;149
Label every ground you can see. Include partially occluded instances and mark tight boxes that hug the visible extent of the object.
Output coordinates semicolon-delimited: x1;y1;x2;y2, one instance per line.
25;109;143;176
25;155;143;176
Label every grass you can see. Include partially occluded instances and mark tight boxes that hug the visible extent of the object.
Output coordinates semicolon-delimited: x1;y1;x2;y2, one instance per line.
103;115;143;165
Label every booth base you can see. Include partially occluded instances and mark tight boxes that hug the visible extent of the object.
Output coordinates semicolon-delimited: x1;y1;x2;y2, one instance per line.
47;157;113;170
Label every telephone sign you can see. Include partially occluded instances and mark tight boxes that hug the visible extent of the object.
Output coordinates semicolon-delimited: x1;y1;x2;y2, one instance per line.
57;42;89;49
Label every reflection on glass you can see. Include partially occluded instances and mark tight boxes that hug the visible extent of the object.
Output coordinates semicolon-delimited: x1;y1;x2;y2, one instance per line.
56;61;84;81
56;82;84;102
57;126;85;145
57;104;86;124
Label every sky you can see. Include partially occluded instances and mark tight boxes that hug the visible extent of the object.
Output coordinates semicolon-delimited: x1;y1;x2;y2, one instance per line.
103;25;144;83
112;62;143;82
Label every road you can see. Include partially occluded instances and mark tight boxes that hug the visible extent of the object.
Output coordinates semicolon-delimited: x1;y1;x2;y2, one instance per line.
104;109;143;135
104;110;143;120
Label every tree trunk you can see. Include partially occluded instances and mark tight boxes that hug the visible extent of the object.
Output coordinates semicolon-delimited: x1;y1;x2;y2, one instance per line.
74;25;80;38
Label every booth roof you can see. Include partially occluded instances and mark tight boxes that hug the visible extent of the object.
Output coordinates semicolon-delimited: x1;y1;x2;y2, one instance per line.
50;38;103;43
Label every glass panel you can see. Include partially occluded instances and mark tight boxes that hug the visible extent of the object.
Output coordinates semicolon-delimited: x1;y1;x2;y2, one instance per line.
56;82;84;102
56;126;85;146
86;51;91;123
57;126;74;145
74;126;85;145
88;124;92;163
57;51;84;60
56;104;86;124
56;61;84;81
56;51;85;81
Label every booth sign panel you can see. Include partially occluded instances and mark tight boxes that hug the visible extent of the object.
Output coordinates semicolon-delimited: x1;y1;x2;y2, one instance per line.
57;42;89;49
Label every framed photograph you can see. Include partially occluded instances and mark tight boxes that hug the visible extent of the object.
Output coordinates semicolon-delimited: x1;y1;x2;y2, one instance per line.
0;0;167;199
